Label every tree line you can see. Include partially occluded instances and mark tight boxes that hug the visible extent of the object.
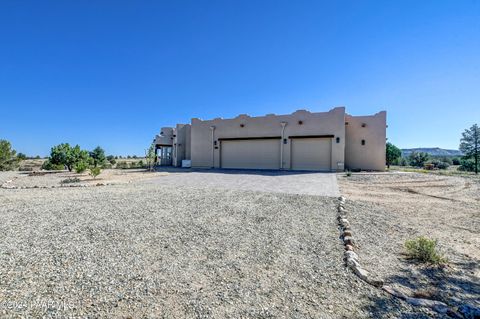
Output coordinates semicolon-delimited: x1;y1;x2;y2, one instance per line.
386;124;479;174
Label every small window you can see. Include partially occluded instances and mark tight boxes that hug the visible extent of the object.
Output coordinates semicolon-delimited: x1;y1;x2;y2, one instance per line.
298;120;303;125
240;123;245;128
361;139;366;145
336;137;340;143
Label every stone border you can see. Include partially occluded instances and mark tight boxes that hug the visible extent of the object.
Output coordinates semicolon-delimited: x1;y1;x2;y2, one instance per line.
1;182;110;189
337;196;383;288
336;196;474;318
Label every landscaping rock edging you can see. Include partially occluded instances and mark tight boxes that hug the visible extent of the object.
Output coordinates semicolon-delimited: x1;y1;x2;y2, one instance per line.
1;182;109;189
336;196;474;318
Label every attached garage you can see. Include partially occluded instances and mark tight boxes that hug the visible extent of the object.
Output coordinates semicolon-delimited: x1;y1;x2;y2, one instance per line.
220;138;281;169
290;136;332;171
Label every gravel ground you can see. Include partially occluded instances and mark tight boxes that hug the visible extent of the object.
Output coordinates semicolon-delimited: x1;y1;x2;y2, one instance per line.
0;176;428;318
0;170;168;188
338;172;480;316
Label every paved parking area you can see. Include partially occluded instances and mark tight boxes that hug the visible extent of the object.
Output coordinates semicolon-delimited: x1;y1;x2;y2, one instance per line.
145;168;340;196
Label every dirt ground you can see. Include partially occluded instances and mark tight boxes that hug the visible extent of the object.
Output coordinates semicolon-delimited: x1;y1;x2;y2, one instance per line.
338;172;480;314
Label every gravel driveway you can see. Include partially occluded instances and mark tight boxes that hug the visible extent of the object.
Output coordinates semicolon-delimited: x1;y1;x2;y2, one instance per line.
145;169;340;197
0;180;420;318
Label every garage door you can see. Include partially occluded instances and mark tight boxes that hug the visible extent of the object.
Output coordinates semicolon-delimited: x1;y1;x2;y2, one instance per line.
291;137;332;171
221;138;281;169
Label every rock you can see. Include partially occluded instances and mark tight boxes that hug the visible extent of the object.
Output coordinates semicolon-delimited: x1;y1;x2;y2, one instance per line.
344;244;354;251
343;236;354;245
344;250;358;261
346;257;361;269
343;230;353;237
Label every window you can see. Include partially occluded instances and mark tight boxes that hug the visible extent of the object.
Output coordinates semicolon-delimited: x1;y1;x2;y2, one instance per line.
336;137;340;143
361;139;366;145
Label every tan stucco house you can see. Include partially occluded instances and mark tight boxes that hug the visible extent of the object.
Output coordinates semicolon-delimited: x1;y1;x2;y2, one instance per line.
154;107;386;171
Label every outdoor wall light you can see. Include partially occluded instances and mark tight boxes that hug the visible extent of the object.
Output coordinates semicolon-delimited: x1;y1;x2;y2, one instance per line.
240;124;245;128
298;120;303;125
336;137;340;143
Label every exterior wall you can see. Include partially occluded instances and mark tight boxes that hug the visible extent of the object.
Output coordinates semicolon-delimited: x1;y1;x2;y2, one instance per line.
154;127;174;146
345;111;386;171
190;107;346;171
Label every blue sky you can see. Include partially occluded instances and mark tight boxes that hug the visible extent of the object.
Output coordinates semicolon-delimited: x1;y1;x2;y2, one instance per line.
1;1;479;156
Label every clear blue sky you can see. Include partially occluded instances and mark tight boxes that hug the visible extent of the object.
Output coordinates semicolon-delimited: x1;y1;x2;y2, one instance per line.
1;1;479;156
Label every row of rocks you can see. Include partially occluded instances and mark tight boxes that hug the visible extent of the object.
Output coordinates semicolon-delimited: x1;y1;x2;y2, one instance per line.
1;182;108;189
337;196;383;288
336;196;474;318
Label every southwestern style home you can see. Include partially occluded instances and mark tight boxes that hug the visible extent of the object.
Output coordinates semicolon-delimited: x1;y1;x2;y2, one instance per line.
154;107;386;171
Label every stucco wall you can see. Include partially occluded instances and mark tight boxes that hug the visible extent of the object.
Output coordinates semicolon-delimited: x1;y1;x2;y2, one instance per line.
344;111;386;171
190;107;346;170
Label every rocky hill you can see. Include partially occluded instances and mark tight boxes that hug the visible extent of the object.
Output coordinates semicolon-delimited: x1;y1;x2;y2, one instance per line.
401;148;463;157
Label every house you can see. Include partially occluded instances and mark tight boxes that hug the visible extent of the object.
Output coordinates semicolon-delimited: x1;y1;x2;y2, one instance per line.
154;107;386;171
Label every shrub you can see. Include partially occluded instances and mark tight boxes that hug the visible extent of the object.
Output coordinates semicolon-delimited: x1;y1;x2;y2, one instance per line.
60;177;80;184
436;161;450;170
405;237;447;264
116;161;129;169
398;157;408;166
458;158;479;172
41;159;65;171
74;161;89;173
452;157;461;165
409;152;430;167
138;160;144;168
89;166;101;179
424;163;435;170
345;170;352;177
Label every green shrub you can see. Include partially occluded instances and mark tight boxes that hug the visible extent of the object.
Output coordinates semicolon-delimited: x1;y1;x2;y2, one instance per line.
436;162;450;170
405;237;447;264
452;157;461;165
409;152;430;167
74;161;89;173
89;166;101;179
345;170;352;177
458;158;479;172
41;159;65;171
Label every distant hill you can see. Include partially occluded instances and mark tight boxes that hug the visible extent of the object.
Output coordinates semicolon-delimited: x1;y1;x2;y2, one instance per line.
401;148;463;157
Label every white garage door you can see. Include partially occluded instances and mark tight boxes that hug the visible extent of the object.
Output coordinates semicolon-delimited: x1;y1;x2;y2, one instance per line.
291;137;332;171
221;138;281;169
